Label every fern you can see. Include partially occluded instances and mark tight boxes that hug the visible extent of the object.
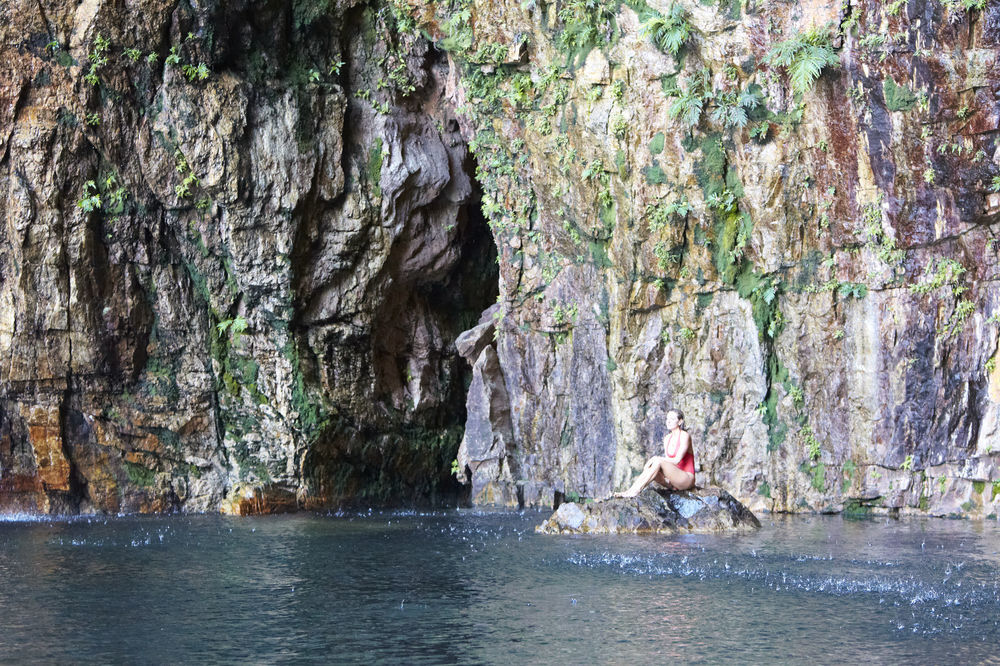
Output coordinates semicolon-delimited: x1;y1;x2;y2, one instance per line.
765;25;839;95
667;71;710;127
669;91;704;127
710;87;762;128
641;3;690;56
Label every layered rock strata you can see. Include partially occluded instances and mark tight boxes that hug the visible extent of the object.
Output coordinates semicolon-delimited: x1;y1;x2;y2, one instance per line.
424;0;1000;517
2;0;1000;518
0;0;496;514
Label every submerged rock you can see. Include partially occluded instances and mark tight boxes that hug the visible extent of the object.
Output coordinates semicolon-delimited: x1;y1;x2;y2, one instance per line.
536;487;761;535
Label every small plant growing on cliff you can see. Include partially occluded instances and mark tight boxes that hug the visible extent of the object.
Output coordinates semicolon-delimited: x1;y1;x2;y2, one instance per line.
217;315;248;346
910;258;966;295
77;173;127;215
788;383;805;410
182;62;210;81
765;25;839;95
582;159;605;181
173;149;200;199
641;3;691;56
165;46;181;66
84;33;110;85
123;48;141;62
556;0;617;60
611;115;628;139
710;87;763;129
940;299;974;338
862;194;905;267
885;0;907;15
901;454;914;471
610;80;626;101
667;71;710;127
77;181;102;212
646;196;690;232
802;425;821;461
749;121;769;141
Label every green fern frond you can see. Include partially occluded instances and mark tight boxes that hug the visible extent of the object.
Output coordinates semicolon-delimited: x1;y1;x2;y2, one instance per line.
641;3;690;55
765;25;839;95
669;93;703;127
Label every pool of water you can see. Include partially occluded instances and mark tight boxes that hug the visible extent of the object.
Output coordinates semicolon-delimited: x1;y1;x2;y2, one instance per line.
1;509;998;663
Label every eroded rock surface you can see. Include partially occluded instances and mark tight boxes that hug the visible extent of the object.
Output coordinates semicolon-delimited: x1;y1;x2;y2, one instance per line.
536;487;761;534
2;0;1000;517
0;0;496;514
418;0;1000;518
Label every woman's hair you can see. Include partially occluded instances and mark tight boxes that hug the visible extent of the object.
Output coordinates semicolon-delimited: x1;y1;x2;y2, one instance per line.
669;408;686;430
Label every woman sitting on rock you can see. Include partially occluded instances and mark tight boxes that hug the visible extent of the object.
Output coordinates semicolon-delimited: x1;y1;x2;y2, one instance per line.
615;409;696;498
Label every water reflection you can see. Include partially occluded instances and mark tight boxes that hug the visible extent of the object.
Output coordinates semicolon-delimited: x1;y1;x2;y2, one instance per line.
0;511;997;662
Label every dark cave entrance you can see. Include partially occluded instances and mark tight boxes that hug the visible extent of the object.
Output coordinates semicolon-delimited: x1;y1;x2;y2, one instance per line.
292;13;500;507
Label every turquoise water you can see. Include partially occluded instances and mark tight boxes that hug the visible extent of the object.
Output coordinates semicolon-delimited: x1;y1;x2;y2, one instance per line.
1;510;998;663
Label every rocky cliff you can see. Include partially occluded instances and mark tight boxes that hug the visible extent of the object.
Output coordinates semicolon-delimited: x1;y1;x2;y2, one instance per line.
1;0;998;517
0;0;497;513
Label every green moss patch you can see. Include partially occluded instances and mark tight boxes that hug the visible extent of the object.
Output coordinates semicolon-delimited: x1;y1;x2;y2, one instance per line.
842;498;876;519
367;138;384;197
883;77;916;112
124;461;156;487
642;162;667;185
648;132;665;155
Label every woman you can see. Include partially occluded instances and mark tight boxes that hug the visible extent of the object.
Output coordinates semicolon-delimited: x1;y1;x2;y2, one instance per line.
616;409;695;498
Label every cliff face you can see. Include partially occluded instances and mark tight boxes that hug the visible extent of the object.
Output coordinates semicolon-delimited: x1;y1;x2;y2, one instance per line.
0;0;495;513
1;0;998;516
424;0;1000;516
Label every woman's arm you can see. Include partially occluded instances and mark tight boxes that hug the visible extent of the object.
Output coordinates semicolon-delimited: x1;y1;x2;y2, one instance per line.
663;431;690;464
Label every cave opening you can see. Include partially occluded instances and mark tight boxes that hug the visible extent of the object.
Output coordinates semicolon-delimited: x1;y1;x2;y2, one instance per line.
295;20;501;506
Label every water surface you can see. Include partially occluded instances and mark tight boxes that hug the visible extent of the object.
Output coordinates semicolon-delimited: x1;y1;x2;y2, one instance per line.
1;510;999;663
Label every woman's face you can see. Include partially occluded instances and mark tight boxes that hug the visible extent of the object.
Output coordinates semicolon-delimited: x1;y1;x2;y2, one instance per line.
666;411;679;430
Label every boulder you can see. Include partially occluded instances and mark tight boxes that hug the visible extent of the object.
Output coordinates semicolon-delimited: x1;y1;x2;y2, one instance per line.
535;487;761;535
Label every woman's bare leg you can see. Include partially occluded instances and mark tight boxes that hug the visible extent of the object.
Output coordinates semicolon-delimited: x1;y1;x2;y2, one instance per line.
657;460;695;490
617;457;665;498
617;457;693;497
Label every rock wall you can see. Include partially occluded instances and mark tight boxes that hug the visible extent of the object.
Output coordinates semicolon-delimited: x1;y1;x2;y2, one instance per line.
0;0;495;514
2;0;999;517
426;0;1000;517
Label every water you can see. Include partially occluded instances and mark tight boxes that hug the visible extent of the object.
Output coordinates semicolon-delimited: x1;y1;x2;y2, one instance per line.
1;510;999;663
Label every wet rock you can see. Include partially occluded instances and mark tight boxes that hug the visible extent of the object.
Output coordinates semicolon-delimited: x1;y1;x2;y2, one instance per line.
536;487;762;535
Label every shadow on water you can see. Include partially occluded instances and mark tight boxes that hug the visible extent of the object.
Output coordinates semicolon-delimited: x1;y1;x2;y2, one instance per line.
0;510;998;663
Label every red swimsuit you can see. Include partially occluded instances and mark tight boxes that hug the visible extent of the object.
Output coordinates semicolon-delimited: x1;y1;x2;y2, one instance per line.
666;431;696;479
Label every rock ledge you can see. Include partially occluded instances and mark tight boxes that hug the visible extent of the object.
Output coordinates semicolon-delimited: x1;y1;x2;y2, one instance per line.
536;487;761;535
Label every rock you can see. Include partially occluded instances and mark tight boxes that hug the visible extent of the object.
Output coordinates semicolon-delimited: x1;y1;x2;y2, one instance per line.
455;345;516;503
455;304;499;363
535;487;762;535
2;0;999;519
